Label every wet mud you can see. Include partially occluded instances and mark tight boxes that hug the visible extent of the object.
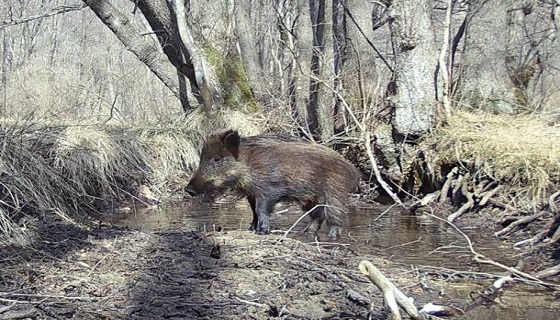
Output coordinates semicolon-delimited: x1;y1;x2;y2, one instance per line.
0;202;559;319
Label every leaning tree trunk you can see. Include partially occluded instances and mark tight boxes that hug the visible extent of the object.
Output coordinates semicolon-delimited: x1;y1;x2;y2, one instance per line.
387;0;440;137
455;0;522;113
84;0;224;113
83;0;196;112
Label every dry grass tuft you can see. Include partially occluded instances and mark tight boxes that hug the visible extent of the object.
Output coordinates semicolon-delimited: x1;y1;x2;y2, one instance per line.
426;111;560;203
183;108;265;137
54;126;124;197
132;125;199;191
0;108;264;243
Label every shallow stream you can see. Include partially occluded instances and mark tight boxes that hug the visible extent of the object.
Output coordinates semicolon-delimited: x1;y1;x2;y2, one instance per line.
101;201;559;320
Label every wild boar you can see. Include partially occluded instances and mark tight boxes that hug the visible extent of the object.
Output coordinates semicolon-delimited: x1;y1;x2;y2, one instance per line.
186;130;360;238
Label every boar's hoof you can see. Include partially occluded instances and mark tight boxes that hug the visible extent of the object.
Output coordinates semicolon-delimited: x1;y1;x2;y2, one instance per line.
327;226;341;239
255;227;270;235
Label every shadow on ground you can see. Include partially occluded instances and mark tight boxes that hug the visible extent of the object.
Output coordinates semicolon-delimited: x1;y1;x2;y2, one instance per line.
0;215;388;319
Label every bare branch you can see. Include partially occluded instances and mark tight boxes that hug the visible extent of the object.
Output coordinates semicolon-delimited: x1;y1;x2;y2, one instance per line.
0;4;87;29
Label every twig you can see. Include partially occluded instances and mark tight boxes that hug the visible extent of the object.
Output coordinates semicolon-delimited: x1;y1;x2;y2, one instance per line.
364;132;403;205
85;236;118;279
0;4;87;28
234;296;268;308
373;204;397;222
0;299;23;306
386;238;422;250
425;212;560;288
274;204;342;245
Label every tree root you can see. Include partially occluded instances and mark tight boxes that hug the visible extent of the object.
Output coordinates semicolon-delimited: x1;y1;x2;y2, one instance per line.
534;263;560;279
494;211;547;237
447;173;474;222
549;189;560;213
438;167;458;204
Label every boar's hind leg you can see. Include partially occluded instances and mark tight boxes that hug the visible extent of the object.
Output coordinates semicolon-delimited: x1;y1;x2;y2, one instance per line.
302;201;324;236
325;204;345;239
254;197;276;235
247;196;258;231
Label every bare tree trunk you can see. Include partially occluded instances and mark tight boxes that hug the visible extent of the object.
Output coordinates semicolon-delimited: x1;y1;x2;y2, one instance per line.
387;0;439;137
135;0;194;111
231;0;263;102
274;0;312;127
456;0;519;113
308;0;334;141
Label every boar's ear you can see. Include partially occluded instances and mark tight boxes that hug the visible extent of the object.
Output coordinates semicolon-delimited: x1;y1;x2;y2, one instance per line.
221;130;240;159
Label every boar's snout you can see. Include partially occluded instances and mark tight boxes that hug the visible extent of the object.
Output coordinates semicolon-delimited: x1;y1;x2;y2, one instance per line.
185;184;198;197
185;174;212;197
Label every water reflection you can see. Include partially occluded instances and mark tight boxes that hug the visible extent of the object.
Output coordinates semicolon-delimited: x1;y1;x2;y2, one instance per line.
102;201;510;269
99;200;559;320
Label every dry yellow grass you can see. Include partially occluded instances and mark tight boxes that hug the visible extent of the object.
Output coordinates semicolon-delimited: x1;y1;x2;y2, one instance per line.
0;109;265;242
427;111;560;203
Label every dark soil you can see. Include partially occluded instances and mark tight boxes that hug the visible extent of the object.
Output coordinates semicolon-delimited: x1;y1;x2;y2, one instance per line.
0;216;460;320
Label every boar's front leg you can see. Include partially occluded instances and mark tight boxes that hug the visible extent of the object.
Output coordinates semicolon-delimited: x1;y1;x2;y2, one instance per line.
253;197;276;235
247;196;258;231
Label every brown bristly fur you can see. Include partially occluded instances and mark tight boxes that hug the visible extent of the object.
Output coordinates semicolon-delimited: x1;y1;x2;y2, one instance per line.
187;130;360;238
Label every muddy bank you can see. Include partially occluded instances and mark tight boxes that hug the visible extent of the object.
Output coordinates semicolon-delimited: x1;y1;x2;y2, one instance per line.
1;211;559;320
0;216;452;320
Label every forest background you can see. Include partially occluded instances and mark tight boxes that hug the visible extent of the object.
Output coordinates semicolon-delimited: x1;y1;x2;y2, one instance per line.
0;0;559;260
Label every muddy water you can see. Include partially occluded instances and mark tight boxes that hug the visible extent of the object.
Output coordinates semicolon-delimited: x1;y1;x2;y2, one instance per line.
101;201;559;320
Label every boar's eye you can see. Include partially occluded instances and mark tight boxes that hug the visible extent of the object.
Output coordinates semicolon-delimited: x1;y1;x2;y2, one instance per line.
210;155;222;163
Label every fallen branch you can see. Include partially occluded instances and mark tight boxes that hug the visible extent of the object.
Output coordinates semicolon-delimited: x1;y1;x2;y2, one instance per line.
518;215;559;247
464;276;515;312
346;289;370;307
534;263;560;279
359;260;425;320
426;212;560;288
